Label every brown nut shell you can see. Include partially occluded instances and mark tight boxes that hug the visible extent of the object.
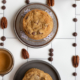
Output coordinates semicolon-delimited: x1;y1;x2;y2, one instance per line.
51;0;54;6
1;17;7;29
72;55;79;68
22;49;29;59
47;0;51;6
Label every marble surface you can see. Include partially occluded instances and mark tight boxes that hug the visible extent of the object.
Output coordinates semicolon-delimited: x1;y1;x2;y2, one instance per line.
0;0;80;80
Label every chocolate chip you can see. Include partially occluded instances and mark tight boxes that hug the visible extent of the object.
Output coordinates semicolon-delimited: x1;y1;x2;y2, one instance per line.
1;6;6;10
2;0;6;4
72;4;77;7
49;53;53;56
32;32;35;35
73;32;77;36
28;32;30;34
26;16;28;19
49;48;53;52
25;0;29;4
1;36;6;41
72;43;77;47
38;32;43;34
0;43;4;46
72;72;77;76
48;57;53;61
73;18;77;22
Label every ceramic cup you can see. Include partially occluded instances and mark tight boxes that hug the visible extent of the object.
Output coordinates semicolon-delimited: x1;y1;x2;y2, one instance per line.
0;48;14;80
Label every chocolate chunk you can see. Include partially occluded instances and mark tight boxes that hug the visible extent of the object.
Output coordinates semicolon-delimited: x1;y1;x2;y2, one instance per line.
1;36;6;41
49;48;53;52
72;72;77;76
48;57;53;61
49;53;53;56
38;32;43;34
32;32;35;35
72;4;77;7
25;0;29;4
72;43;77;47
0;43;4;46
1;6;6;10
73;18;77;22
26;16;28;19
73;32;77;36
28;32;30;34
2;0;6;4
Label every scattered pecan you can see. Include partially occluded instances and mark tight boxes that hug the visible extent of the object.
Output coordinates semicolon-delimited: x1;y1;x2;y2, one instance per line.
72;55;79;68
51;0;54;6
47;0;54;7
22;49;29;59
1;17;7;29
47;0;51;6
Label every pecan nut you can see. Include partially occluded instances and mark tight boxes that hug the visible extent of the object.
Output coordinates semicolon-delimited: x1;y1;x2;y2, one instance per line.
47;0;54;7
1;17;7;29
47;0;51;7
22;49;29;59
51;0;54;6
72;55;79;68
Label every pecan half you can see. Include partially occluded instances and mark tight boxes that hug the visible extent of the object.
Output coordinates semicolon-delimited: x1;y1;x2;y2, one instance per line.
72;55;79;68
22;49;29;59
47;0;51;6
51;0;54;6
47;0;54;7
1;17;7;29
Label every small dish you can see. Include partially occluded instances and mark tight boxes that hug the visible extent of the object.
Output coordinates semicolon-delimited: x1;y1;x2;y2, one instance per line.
14;3;58;48
0;48;14;80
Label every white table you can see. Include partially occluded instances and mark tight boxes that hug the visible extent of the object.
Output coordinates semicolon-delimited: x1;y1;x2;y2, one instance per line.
0;0;80;80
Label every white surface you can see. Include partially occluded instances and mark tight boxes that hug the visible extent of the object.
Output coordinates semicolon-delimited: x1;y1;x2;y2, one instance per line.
0;0;79;80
